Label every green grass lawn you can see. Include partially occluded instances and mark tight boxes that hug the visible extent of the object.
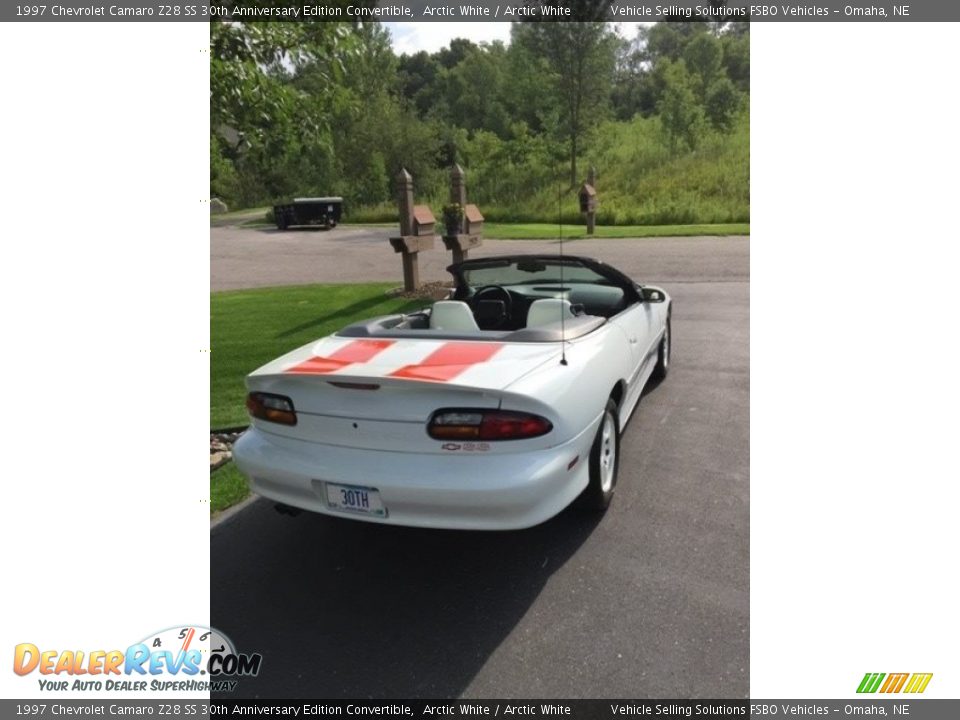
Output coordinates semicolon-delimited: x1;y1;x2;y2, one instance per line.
217;209;748;239
337;221;747;239
211;283;423;428
211;206;270;226
211;462;250;515
481;222;749;240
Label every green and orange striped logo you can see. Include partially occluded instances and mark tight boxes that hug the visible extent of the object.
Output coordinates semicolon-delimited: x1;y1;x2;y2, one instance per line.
857;673;933;694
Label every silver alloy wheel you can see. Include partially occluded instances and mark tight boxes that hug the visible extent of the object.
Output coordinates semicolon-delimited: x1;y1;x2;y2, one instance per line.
599;410;617;493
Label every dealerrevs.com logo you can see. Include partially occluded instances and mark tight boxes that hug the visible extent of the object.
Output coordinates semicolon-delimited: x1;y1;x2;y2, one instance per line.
857;673;933;694
13;625;261;693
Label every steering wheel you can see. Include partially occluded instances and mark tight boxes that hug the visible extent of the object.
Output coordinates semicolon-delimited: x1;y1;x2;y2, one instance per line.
472;285;513;329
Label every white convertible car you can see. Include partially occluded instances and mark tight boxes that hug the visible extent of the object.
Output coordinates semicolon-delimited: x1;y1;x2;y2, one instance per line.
233;255;671;530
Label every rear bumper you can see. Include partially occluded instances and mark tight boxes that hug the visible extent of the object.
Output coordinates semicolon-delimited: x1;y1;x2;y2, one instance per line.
232;419;599;531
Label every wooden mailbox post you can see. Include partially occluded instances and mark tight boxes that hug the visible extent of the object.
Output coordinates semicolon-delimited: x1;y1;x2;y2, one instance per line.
441;164;484;265
578;166;599;235
389;168;435;291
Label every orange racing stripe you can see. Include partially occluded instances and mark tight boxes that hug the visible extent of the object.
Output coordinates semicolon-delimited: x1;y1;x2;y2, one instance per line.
389;342;504;382
285;339;395;374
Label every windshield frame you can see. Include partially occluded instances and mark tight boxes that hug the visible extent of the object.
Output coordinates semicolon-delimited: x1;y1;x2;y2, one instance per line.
448;255;639;299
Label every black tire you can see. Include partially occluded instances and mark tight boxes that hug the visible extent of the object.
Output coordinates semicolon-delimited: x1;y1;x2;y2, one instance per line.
276;211;289;230
580;399;621;511
651;313;671;382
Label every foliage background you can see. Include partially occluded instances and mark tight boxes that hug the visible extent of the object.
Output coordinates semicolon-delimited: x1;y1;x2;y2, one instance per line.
210;21;749;226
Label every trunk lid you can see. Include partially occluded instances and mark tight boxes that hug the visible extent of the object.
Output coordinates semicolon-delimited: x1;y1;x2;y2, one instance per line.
245;336;561;452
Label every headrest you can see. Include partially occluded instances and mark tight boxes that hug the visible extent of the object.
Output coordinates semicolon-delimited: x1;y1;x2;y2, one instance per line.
526;298;576;328
429;301;480;332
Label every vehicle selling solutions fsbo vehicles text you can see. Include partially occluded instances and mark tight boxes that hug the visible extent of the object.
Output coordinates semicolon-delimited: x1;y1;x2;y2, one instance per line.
612;706;747;717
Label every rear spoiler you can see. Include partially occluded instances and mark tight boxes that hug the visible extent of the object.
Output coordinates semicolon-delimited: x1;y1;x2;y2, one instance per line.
247;370;514;396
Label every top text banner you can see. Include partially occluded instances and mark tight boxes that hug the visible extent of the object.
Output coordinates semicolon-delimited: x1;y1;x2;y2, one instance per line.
5;1;960;22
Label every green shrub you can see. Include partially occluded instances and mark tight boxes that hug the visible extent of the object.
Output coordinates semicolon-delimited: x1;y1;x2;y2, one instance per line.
226;113;748;228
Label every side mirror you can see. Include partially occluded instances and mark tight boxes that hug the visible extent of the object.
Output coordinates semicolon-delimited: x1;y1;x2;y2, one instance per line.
640;287;665;303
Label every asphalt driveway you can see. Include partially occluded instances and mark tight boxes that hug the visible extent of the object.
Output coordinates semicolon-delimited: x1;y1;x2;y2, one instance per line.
210;225;749;697
211;224;748;290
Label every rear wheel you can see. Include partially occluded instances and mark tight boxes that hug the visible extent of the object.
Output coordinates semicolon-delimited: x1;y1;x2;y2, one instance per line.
580;399;620;511
652;314;671;381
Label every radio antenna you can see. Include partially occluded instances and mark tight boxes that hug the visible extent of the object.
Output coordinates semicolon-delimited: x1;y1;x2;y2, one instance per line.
558;180;567;366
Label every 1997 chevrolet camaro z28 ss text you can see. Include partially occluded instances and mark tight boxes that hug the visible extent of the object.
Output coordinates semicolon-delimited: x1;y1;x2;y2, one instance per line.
233;255;671;530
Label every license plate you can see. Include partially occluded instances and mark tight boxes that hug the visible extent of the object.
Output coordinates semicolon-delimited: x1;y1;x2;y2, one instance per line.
325;482;386;517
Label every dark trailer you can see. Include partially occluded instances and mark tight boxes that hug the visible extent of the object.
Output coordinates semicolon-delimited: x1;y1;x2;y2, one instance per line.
273;197;344;230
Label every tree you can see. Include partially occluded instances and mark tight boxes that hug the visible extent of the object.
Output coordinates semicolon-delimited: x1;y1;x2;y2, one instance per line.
512;22;618;186
720;31;750;92
207;19;749;217
501;35;558;134
210;22;356;145
209;21;360;205
397;51;441;116
704;76;741;130
611;26;651;119
659;60;704;152
436;38;479;69
314;23;399;205
440;42;511;136
683;33;723;102
644;21;709;64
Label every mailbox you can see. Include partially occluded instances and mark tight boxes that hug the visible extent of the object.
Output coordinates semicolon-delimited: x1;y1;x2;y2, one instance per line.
390;236;434;254
463;204;484;236
412;205;436;236
578;184;598;213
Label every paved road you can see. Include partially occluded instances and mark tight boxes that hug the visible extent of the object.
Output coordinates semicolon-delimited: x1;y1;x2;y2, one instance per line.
211;224;748;290
210;225;749;698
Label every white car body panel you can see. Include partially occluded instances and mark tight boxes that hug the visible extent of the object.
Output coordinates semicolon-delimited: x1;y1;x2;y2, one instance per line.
232;260;670;530
234;419;598;530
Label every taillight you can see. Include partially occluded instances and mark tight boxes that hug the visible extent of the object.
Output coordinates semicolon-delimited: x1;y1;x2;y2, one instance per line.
246;392;297;426
428;409;552;441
